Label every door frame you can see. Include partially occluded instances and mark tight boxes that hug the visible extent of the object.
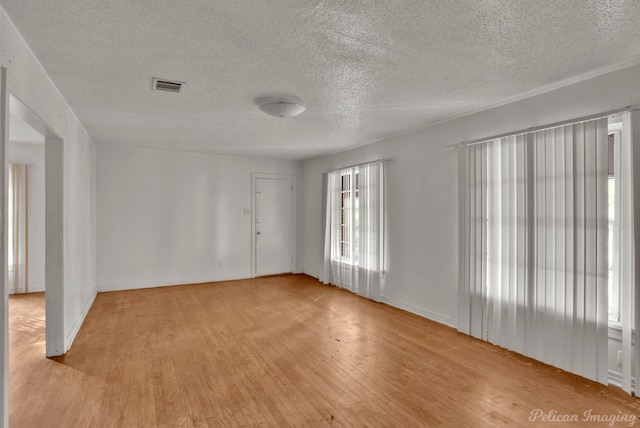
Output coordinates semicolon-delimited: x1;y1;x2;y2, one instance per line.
1;66;66;428
6;81;65;358
250;173;296;278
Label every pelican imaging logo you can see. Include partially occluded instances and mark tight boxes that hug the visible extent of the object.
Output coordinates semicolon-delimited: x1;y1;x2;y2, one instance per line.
529;409;637;426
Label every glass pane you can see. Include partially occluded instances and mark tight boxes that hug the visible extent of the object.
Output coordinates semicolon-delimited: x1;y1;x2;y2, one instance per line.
608;173;618;321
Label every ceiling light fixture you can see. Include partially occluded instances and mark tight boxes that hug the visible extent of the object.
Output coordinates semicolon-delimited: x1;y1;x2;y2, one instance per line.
259;102;305;118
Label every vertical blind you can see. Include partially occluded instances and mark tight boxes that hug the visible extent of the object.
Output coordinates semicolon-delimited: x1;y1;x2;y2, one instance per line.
459;118;610;383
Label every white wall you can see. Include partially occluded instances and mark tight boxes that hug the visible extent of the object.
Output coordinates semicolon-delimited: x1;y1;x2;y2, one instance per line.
63;118;96;349
0;7;97;350
7;141;45;292
302;125;459;326
97;145;302;291
302;64;640;331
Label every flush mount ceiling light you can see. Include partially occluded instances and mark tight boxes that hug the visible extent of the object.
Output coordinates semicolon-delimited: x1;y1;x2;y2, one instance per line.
259;102;305;118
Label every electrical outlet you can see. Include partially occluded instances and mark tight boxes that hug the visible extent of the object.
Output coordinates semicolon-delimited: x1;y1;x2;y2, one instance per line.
617;350;623;367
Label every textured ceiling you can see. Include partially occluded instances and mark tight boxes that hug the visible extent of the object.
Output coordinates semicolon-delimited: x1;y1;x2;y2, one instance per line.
2;1;640;160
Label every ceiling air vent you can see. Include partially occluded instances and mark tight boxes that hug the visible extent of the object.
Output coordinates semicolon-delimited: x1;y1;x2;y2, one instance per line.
152;78;184;93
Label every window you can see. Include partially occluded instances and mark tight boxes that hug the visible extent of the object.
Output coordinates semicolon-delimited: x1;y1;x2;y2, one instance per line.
322;161;384;299
608;173;617;321
339;168;359;264
608;124;622;324
459;117;612;383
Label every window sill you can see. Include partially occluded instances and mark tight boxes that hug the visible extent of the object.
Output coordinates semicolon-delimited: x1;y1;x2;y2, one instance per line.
331;259;359;267
608;323;635;343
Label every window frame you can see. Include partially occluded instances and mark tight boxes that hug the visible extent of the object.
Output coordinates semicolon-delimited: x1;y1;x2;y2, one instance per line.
338;167;359;265
608;127;622;326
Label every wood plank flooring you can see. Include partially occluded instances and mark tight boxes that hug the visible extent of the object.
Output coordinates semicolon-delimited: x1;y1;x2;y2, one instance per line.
9;275;640;427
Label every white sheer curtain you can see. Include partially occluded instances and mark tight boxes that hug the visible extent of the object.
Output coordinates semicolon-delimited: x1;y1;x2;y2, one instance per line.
322;162;384;301
459;118;610;384
358;162;384;300
8;163;30;294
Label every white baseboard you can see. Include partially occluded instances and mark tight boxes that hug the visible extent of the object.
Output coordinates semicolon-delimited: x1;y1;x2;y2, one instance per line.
27;284;45;293
608;369;636;391
380;295;457;329
301;272;458;329
65;286;98;351
97;274;256;292
8;285;45;294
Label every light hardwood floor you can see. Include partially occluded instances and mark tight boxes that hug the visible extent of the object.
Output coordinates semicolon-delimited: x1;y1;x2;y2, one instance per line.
9;275;640;427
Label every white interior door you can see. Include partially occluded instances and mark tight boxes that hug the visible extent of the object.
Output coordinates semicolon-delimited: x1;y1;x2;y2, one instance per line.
255;177;293;276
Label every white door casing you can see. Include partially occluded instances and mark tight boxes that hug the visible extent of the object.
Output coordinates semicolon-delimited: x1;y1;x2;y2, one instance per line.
251;174;295;277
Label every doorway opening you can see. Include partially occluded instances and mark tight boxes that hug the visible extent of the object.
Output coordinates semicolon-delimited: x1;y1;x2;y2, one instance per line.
6;92;65;357
6;102;48;416
8;108;45;295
